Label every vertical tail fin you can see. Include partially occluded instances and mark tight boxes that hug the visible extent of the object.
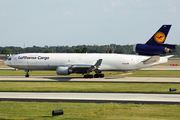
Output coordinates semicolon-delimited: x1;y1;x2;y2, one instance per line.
145;25;171;45
133;25;176;56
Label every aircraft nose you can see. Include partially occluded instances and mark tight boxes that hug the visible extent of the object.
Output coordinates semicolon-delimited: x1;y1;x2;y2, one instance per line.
5;57;12;66
4;59;8;65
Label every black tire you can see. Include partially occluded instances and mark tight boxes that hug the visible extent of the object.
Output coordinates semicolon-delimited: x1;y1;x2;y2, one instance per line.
84;75;88;78
90;75;93;78
100;74;104;78
94;74;98;78
25;75;29;77
94;74;104;78
84;75;94;78
94;74;99;78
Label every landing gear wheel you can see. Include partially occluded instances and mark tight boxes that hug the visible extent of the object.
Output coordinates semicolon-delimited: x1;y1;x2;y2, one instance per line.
94;74;104;78
89;75;93;78
84;74;93;78
25;74;29;77
100;74;104;78
84;75;88;78
25;70;29;77
94;74;98;78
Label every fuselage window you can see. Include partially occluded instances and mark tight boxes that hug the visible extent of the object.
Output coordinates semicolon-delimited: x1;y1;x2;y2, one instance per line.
8;58;11;61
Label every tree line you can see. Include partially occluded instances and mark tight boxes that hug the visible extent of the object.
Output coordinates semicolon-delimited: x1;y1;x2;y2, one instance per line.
1;44;180;57
0;44;134;54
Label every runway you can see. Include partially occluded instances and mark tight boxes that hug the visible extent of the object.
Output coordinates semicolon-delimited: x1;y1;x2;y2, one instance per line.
0;92;180;104
140;66;180;70
0;76;180;104
0;76;180;83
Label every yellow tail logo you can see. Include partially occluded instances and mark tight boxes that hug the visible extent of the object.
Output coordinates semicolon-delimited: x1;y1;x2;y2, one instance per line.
154;32;166;43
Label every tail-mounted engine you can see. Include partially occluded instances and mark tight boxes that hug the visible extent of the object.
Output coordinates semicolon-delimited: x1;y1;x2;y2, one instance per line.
133;43;176;56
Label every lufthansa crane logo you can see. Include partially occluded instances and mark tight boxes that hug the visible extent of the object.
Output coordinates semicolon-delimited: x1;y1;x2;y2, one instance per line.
154;32;166;43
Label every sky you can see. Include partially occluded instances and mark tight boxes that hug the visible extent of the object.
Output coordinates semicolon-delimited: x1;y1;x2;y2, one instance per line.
0;0;180;48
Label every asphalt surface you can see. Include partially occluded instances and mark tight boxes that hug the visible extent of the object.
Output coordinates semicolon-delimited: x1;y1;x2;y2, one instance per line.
0;62;5;66
140;66;180;70
0;92;180;104
0;76;180;83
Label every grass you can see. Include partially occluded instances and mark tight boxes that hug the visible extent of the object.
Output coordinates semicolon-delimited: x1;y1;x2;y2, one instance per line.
1;70;180;77
157;63;179;66
0;65;10;68
0;101;180;120
0;82;179;93
156;60;180;66
125;70;180;77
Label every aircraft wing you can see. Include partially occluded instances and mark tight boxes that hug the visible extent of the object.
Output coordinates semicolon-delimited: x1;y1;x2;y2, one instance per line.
72;65;94;69
142;56;160;64
71;59;103;73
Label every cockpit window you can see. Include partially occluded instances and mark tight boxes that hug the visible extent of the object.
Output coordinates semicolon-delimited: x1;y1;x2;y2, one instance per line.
8;58;11;61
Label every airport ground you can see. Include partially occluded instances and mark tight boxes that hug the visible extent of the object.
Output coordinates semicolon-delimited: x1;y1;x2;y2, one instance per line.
0;60;180;119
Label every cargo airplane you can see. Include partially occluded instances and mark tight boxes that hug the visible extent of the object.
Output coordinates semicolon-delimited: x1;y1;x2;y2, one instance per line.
5;25;176;78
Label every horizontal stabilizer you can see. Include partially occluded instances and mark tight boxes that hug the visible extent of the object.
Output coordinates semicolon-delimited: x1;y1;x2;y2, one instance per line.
142;56;160;64
165;55;174;59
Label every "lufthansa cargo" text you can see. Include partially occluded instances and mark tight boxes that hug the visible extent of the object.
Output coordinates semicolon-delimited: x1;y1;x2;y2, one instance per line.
18;56;49;60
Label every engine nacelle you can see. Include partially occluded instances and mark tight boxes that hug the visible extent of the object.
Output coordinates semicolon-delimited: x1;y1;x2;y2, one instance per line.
133;44;172;55
56;66;73;75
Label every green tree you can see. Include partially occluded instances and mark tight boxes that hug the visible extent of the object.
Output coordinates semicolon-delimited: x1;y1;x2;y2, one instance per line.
81;47;88;53
1;47;12;55
74;48;81;53
70;50;75;53
117;50;123;54
44;49;50;53
109;49;113;53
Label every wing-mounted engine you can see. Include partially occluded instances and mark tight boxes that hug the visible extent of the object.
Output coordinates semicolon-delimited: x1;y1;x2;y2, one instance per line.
56;66;73;75
133;43;176;56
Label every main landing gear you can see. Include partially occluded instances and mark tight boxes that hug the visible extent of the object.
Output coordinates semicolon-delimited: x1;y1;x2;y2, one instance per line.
94;74;104;78
25;70;29;77
83;74;104;78
84;74;93;78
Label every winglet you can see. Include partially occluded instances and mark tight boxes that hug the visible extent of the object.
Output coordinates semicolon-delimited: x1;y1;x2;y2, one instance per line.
94;59;102;68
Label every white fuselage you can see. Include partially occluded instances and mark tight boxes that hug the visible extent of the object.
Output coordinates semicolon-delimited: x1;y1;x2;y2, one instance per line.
5;53;168;71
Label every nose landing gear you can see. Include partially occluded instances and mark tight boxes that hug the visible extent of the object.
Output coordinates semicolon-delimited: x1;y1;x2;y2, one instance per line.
25;70;29;77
